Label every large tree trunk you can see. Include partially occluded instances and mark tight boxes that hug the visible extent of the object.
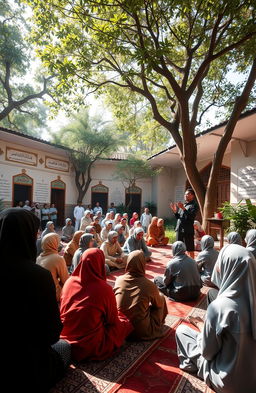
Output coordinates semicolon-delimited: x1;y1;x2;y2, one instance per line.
74;163;93;204
176;100;206;216
202;58;256;229
178;59;256;229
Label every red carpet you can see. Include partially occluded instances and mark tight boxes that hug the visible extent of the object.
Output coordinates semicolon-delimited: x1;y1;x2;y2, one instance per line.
52;245;214;393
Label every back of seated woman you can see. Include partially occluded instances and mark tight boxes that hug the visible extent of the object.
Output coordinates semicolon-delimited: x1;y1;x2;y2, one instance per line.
175;244;256;393
0;208;71;393
114;250;167;340
63;230;84;268
154;241;201;301
60;248;133;361
245;229;256;257
227;231;242;245
196;235;218;287
37;233;69;301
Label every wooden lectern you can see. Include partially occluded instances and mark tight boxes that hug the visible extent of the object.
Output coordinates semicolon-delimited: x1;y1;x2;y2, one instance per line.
206;218;230;249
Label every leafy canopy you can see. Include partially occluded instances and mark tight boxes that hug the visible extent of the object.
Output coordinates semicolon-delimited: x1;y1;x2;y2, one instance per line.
0;0;51;134
115;155;161;188
51;109;121;173
26;0;256;129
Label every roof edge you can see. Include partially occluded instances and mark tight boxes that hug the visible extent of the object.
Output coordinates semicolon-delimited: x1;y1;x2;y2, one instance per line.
147;106;256;160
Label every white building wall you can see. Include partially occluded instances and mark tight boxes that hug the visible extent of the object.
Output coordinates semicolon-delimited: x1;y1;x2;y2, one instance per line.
0;135;153;214
231;140;256;203
0;138;77;205
83;161;152;209
153;167;176;218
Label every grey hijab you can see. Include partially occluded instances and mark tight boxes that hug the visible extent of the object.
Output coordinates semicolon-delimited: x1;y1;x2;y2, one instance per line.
196;235;218;282
172;241;186;257
79;233;94;251
201;235;214;250
227;231;242;245
70;233;94;273
245;229;256;257
216;244;256;339
65;218;72;225
41;221;54;238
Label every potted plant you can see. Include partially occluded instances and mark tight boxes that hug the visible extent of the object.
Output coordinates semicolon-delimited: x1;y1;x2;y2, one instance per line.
220;200;251;240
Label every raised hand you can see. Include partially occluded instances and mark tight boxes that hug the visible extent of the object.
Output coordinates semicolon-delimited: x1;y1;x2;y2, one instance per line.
177;202;185;210
170;202;177;213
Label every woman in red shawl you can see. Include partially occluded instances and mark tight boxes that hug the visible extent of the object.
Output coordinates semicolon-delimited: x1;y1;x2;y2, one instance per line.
60;248;133;361
129;212;139;227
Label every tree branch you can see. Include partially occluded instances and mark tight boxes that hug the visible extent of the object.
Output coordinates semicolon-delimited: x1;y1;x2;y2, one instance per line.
0;75;54;121
188;31;256;97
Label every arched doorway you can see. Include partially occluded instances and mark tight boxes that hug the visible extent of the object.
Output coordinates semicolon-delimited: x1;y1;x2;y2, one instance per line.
125;185;142;214
91;182;108;214
13;171;33;207
51;177;66;227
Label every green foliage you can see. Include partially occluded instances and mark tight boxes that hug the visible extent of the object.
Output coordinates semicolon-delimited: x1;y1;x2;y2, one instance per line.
103;86;171;155
0;100;48;136
220;199;256;238
115;155;161;188
26;0;256;120
115;203;133;216
0;0;50;134
164;227;176;244
24;0;256;218
245;198;256;225
51;109;120;172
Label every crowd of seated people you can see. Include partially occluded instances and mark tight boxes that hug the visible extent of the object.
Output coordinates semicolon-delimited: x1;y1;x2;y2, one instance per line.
4;201;256;393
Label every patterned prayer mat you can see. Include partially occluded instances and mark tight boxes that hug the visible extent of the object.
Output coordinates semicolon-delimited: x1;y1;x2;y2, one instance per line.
50;314;179;393
116;291;214;393
169;294;214;393
52;246;213;393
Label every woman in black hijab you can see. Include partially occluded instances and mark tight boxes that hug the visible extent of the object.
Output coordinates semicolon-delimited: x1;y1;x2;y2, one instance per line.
0;208;70;393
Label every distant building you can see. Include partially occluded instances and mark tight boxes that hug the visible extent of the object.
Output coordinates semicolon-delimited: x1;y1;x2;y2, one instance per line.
0;128;151;224
1;108;255;224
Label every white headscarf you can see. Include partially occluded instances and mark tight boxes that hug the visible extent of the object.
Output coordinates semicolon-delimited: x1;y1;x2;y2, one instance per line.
134;227;144;237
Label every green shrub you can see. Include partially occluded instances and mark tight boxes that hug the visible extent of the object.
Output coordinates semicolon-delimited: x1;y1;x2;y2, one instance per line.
220;199;255;239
